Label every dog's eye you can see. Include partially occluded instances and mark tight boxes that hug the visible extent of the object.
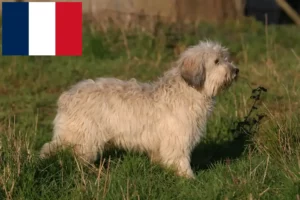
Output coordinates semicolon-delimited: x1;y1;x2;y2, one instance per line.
214;59;219;65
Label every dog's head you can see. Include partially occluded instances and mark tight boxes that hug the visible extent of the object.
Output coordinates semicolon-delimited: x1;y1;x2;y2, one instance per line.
177;40;239;97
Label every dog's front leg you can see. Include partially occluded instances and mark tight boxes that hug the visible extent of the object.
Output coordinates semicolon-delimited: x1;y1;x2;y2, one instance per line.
175;155;195;179
159;141;195;178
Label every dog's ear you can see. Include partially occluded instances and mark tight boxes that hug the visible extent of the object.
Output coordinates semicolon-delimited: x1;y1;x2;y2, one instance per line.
179;56;206;88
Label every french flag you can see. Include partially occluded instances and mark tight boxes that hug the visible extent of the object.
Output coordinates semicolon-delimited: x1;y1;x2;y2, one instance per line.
2;2;82;56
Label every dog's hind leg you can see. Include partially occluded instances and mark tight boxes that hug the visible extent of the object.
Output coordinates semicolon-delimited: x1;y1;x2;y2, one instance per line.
149;152;161;163
39;137;101;164
73;142;100;163
39;140;63;159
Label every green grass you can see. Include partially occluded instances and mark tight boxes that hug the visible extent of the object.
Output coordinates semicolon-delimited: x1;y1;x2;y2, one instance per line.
0;18;300;199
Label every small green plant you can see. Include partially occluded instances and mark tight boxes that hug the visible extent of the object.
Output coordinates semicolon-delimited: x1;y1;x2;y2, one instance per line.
232;86;268;145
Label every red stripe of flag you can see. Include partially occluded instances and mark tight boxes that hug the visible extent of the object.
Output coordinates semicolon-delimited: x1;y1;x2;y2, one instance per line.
55;2;82;56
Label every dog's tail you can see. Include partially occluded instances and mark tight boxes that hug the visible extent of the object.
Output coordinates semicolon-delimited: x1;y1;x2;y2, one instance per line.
39;140;62;159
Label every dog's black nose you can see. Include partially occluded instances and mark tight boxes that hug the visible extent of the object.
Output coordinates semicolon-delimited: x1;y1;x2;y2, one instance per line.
235;68;239;75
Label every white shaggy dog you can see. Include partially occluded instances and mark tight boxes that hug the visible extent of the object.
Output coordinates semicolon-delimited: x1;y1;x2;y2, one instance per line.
40;41;239;178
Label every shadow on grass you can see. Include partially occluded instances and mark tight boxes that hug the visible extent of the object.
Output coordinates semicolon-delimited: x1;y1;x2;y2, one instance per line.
191;86;267;171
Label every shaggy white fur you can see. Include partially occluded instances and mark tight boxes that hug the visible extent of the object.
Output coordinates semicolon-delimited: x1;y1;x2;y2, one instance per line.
40;41;239;178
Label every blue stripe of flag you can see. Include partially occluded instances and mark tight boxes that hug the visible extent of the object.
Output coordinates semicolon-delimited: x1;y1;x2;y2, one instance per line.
2;2;29;56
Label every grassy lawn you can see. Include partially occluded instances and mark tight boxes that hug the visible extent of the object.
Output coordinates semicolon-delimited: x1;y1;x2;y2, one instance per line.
0;18;299;199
